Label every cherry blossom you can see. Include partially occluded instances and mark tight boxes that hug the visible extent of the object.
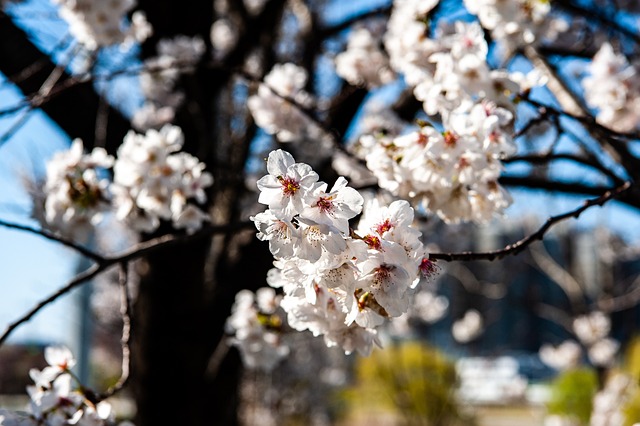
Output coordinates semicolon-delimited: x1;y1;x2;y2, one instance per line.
52;0;151;50
0;346;131;426
582;43;640;133
539;340;582;371
335;25;395;88
225;289;289;371
133;35;205;131
113;125;212;234
42;139;114;241
572;311;611;345
452;309;483;343
247;63;322;142
250;150;433;356
256;149;320;220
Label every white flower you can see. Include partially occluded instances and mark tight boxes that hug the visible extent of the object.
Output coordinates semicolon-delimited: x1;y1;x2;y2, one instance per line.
464;0;559;52
356;254;412;318
42;139;114;240
300;176;363;234
588;338;619;367
113;125;212;233
248;63;322;142
335;26;395;88
133;35;204;131
157;35;205;66
226;289;289;371
251;210;297;258
53;0;151;50
293;218;347;263
256;149;319;220
573;311;610;345
412;291;448;323
539;340;582;371
452;309;483;343
583;43;640;132
210;19;238;56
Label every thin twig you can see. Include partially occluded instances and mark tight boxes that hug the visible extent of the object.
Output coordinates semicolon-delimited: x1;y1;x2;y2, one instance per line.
206;336;230;378
528;243;585;309
429;181;633;262
553;0;640;45
0;219;103;261
524;97;640;141
0;43;80;146
0;221;254;347
0;263;101;347
503;153;622;184
97;262;131;400
596;274;640;313
535;303;574;332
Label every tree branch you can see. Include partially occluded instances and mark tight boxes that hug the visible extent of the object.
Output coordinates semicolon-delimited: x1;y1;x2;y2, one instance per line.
0;219;103;262
429;182;633;262
0;221;254;347
553;0;640;45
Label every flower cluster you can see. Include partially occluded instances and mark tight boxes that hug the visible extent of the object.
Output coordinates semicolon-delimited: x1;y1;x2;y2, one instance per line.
225;288;289;371
247;63;321;143
582;43;640;133
41;125;212;238
52;0;151;50
112;125;212;233
42;140;114;241
251;150;433;355
335;25;395;88
590;374;635;426
355;19;529;223
412;21;526;117
250;8;539;223
572;311;619;367
539;340;582;371
463;0;566;53
360;105;514;223
133;36;206;131
539;311;619;370
383;0;440;87
0;346;132;426
452;309;483;343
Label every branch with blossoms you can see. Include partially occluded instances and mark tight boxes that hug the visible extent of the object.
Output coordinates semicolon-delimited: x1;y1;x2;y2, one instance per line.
0;346;134;425
428;181;632;262
1;178;631;353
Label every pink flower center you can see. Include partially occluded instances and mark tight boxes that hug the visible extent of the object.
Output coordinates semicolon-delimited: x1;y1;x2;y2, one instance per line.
376;219;393;235
279;176;300;196
374;265;391;282
363;234;382;250
458;157;470;169
419;258;439;278
443;131;458;147
316;196;334;213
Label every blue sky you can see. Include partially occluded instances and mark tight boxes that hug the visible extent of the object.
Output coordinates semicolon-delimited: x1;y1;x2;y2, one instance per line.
0;72;84;346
